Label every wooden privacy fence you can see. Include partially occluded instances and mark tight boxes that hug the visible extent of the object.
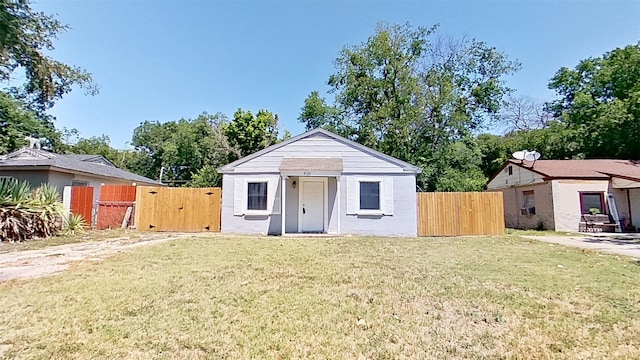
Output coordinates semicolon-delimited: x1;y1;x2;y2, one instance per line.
135;186;221;232
417;192;505;236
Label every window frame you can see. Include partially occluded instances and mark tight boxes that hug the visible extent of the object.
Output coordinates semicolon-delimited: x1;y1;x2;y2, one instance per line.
359;181;381;211
234;176;280;216
346;176;392;216
247;181;268;211
579;192;606;215
522;190;535;215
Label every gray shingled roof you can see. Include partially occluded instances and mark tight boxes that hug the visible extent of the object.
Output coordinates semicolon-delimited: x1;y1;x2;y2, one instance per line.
0;148;159;184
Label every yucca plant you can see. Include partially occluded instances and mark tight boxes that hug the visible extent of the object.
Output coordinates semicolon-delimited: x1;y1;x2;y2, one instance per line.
0;178;65;242
63;213;87;236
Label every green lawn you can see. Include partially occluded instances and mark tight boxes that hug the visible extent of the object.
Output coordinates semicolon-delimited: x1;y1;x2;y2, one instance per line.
1;235;638;359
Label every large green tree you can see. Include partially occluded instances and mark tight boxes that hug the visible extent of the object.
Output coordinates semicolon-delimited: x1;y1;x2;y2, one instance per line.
224;108;279;157
0;91;63;154
0;0;97;112
547;43;640;159
476;123;573;179
300;22;519;191
130;113;239;186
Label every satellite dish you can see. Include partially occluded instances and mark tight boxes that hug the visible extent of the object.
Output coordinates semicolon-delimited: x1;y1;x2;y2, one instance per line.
512;150;528;160
524;151;541;161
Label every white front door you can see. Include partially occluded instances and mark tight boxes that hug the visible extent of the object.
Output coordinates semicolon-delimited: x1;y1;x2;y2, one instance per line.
300;179;325;232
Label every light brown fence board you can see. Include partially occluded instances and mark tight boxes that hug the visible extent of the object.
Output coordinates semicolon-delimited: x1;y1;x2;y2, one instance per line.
135;187;221;232
417;192;504;236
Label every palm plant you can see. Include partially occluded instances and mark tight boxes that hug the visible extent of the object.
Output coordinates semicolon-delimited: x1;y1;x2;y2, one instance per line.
0;178;65;242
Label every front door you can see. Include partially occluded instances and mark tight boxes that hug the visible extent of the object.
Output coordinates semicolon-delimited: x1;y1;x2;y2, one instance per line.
300;179;325;232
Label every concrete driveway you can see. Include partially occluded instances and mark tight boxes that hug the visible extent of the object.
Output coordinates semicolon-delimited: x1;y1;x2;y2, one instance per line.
523;233;640;259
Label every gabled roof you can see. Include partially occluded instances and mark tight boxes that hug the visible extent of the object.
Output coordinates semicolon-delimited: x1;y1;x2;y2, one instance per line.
499;159;640;181
219;127;422;174
0;148;159;184
66;154;116;167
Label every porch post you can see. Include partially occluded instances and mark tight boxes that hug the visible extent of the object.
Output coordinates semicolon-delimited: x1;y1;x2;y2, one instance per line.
281;175;286;235
336;176;341;235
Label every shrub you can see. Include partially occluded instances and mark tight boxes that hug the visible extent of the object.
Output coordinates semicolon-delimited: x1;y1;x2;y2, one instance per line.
0;179;64;242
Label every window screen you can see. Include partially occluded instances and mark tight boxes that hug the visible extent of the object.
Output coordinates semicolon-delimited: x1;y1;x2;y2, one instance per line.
359;181;380;210
247;182;268;210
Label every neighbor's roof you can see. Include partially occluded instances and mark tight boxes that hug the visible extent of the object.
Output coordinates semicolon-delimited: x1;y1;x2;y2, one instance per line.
507;159;640;180
0;148;159;184
219;127;422;174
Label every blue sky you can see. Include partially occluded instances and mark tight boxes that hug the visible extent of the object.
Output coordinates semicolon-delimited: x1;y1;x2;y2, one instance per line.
31;0;640;149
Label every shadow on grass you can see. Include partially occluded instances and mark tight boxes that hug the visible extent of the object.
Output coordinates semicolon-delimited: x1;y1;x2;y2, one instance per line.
581;237;640;247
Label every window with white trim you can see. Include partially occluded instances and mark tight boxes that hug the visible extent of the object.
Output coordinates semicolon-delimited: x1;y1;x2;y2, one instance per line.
233;176;281;216
247;182;267;210
346;176;393;215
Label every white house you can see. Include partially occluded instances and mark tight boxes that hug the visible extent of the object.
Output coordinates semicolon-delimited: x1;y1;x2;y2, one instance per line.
218;128;422;236
486;159;640;232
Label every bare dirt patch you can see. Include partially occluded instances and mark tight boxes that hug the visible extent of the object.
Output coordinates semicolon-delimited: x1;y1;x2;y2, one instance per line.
0;233;199;281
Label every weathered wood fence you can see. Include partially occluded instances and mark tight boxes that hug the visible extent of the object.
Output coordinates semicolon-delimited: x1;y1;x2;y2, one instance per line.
135;186;221;232
417;192;505;236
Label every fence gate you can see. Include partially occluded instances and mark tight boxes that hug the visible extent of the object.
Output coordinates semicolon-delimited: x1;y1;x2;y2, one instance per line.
135;187;221;232
417;192;505;236
70;186;94;224
96;185;137;230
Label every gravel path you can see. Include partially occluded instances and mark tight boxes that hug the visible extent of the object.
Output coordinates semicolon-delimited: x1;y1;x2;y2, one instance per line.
0;233;194;282
523;233;640;259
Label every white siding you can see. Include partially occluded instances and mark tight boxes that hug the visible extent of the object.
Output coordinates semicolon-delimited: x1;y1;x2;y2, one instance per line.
487;164;546;190
220;132;419;236
222;173;418;236
222;174;340;235
551;179;610;232
340;174;417;237
233;133;405;174
222;174;282;235
629;189;640;229
610;187;630;225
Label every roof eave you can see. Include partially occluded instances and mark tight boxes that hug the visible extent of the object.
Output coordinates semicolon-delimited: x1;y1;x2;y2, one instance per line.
218;127;422;173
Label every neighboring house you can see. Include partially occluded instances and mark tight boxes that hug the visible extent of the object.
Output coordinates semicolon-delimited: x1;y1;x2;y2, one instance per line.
0;148;159;200
486;159;640;232
218;128;422;236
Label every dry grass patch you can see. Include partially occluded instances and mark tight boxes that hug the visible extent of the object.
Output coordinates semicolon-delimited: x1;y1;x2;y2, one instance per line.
0;235;639;359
